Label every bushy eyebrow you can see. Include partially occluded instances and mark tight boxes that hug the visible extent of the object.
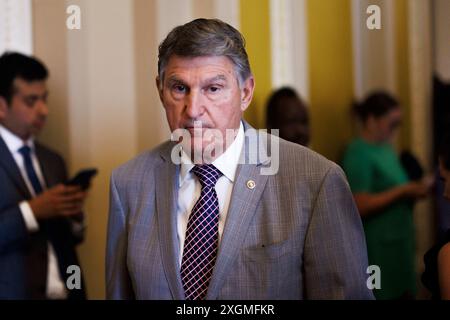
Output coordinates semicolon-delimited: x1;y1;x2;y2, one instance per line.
166;74;228;87
166;76;185;86
204;75;227;84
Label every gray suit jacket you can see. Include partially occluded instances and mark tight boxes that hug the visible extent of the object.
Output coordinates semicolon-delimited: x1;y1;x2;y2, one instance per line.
106;122;374;299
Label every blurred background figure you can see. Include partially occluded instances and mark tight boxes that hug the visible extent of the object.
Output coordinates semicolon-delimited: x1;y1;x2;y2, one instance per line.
433;77;450;240
266;87;310;147
422;130;450;300
341;91;433;300
0;52;88;300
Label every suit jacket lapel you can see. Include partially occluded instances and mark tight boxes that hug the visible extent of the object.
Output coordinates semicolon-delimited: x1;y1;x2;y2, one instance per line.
34;142;56;187
207;124;271;299
156;142;185;299
0;136;31;199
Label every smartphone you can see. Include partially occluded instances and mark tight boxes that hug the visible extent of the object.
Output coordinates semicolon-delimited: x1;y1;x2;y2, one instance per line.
67;168;98;190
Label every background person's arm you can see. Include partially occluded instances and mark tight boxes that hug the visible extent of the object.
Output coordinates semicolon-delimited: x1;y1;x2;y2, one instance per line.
0;185;85;253
342;147;431;217
353;180;430;217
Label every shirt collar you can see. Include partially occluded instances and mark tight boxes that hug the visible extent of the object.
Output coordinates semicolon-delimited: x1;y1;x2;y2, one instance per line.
0;125;35;154
179;121;245;186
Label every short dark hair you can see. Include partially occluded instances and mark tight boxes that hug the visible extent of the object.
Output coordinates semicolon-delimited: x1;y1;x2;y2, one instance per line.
0;52;48;104
266;87;306;129
158;18;251;88
352;91;399;123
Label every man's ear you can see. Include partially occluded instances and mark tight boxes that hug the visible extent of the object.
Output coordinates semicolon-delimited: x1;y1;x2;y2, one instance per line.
0;97;8;120
155;76;164;104
240;76;255;112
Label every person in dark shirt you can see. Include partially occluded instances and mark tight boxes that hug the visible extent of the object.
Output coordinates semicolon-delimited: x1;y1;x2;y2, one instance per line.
266;87;310;147
422;131;450;299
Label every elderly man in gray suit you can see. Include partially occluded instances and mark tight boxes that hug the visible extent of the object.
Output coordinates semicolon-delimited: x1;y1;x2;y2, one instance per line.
106;18;374;300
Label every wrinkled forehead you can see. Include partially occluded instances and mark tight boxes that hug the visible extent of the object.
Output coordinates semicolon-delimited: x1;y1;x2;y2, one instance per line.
163;55;239;82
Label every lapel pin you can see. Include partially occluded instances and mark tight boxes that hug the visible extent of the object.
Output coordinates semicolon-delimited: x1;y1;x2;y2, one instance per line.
246;180;256;190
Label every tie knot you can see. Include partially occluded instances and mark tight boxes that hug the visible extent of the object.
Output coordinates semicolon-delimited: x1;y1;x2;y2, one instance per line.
19;145;31;157
192;164;222;188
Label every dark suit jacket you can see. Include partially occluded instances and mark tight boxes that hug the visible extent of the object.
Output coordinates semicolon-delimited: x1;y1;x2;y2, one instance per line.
0;136;86;299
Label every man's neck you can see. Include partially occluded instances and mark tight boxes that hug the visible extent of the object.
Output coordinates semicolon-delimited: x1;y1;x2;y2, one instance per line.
0;124;31;142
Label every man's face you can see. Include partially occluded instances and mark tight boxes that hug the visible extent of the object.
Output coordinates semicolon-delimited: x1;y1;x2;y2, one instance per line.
439;158;450;200
157;55;254;160
0;78;49;140
274;97;310;146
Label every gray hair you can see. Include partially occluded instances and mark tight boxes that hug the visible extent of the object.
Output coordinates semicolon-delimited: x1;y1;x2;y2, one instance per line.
158;18;252;88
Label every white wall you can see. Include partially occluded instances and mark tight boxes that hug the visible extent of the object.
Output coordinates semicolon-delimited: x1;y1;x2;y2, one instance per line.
0;0;32;54
270;0;309;102
433;0;450;81
351;0;396;100
34;0;142;299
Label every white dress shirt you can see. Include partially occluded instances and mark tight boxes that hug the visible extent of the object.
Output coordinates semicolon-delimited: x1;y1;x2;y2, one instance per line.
0;125;67;299
177;121;245;266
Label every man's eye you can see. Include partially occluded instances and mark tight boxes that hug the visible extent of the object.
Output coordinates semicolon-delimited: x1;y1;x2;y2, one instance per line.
208;86;220;93
173;85;186;92
24;98;37;107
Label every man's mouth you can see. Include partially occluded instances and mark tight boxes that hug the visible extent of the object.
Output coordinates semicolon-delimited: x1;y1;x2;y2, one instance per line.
33;120;46;129
184;126;211;132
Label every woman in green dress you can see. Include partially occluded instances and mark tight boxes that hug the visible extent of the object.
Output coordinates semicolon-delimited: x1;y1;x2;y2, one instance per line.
342;92;431;299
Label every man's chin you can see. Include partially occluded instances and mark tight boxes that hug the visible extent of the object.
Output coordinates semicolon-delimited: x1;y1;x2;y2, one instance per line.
183;144;218;164
31;129;42;137
32;123;45;133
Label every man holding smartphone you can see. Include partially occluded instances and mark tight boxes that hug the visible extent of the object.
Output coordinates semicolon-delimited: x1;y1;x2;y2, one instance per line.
0;52;87;299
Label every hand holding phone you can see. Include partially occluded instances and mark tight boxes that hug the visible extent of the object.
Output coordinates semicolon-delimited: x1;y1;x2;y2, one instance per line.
67;168;98;190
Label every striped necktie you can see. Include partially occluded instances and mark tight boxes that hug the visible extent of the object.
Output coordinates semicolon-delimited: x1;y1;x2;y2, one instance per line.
180;164;222;300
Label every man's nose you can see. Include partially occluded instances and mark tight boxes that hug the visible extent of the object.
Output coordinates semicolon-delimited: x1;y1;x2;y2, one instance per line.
37;101;49;116
184;89;205;119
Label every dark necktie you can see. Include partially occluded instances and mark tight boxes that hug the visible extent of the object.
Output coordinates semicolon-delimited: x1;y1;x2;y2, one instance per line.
180;164;222;300
18;145;43;195
19;146;58;298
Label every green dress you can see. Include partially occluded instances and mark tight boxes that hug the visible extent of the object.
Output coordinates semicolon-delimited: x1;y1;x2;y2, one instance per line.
341;137;416;300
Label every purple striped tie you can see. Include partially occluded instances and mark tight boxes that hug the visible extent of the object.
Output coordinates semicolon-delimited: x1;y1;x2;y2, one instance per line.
180;164;223;300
